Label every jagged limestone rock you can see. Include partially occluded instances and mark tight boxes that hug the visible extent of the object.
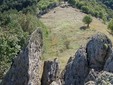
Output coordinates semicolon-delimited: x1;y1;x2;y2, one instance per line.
41;58;60;85
85;71;113;85
86;33;112;71
1;29;43;85
61;33;113;85
95;71;113;84
61;47;89;85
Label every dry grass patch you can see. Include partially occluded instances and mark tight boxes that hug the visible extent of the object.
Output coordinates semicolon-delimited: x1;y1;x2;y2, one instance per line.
40;6;113;69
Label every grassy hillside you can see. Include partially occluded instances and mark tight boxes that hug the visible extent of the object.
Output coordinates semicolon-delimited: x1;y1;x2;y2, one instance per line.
40;6;113;69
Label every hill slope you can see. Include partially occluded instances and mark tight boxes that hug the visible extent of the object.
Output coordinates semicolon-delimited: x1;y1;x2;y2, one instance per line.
40;5;113;69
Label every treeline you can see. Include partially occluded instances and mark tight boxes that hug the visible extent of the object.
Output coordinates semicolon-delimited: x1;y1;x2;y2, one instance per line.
0;0;39;12
69;0;113;21
99;0;113;10
0;0;60;79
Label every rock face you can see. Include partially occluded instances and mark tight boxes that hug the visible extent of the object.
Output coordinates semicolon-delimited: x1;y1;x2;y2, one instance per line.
1;29;43;85
61;47;89;85
61;32;113;85
86;33;112;71
41;58;60;85
1;30;113;85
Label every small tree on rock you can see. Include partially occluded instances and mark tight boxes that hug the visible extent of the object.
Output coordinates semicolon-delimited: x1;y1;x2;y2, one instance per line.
83;15;92;28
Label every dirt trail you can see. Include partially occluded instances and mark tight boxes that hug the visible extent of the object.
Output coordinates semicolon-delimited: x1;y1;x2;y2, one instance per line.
40;5;113;68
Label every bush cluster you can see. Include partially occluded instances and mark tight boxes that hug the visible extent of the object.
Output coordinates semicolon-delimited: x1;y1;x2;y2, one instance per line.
69;0;113;21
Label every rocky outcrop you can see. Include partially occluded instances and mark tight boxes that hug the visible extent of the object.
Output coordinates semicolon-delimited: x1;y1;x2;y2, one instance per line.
61;47;89;85
41;58;61;85
61;32;113;85
1;30;113;85
86;33;112;71
1;29;43;85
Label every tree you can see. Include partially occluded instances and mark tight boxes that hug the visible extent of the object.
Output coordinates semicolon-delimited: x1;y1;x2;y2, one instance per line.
108;19;113;32
83;15;92;28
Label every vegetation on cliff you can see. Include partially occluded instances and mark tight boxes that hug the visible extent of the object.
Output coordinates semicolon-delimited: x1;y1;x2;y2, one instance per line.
0;0;59;79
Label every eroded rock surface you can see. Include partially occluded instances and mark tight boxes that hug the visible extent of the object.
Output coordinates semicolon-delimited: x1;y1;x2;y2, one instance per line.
41;58;60;85
61;47;89;85
86;33;112;71
61;33;113;85
1;29;43;85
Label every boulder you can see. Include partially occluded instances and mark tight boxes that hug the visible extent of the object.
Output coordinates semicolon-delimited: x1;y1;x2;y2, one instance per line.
86;33;112;71
1;29;43;85
61;47;89;85
41;58;60;85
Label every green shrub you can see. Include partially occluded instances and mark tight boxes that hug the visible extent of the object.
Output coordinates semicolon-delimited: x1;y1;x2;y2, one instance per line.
0;11;48;79
38;0;59;10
